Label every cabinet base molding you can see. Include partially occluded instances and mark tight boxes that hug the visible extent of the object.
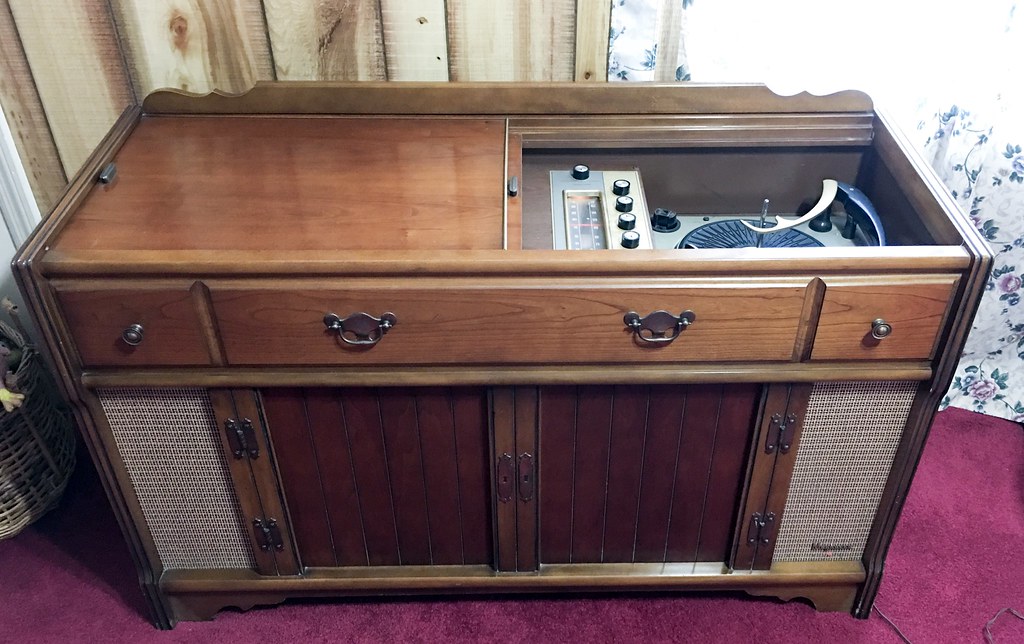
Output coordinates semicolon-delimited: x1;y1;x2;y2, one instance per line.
159;563;864;627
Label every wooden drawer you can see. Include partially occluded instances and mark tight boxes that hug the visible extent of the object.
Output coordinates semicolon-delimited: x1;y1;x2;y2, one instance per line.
53;283;213;367
209;278;809;365
811;275;959;361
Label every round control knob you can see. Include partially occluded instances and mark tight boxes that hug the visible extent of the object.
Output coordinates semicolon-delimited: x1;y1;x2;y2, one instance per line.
612;179;631;196
871;318;893;340
615;196;634;213
121;323;145;346
617;213;637;230
571;164;590;180
651;207;681;233
621;231;641;249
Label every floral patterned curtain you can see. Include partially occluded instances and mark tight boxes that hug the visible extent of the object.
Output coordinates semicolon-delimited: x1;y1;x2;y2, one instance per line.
607;1;1023;420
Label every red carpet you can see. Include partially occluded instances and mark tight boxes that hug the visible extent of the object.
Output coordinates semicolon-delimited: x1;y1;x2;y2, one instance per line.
1;407;1021;643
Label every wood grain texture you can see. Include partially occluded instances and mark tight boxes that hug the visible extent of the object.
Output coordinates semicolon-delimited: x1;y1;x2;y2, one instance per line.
574;0;611;81
653;0;685;82
447;0;575;81
208;279;808;366
0;0;66;212
264;0;385;81
53;284;211;367
109;0;273;97
811;275;959;361
7;0;133;176
55;116;506;254
379;0;448;81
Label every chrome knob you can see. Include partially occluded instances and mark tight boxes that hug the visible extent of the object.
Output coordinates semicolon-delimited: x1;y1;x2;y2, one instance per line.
871;318;893;340
121;324;144;346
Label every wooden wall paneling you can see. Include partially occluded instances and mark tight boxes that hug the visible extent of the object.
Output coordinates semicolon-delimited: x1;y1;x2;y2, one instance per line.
653;0;685;82
574;0;611;81
379;0;448;81
264;0;386;81
109;0;274;97
6;0;133;177
447;0;575;81
0;0;66;212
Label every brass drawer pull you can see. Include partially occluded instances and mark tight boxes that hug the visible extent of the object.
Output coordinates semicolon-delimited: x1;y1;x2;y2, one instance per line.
323;312;397;346
871;318;893;340
624;310;696;345
121;323;145;346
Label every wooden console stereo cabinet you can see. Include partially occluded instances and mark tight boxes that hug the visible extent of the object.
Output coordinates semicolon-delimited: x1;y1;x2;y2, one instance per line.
14;83;990;628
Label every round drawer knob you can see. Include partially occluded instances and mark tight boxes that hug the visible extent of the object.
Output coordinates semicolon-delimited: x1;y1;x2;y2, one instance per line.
121;323;145;346
871;318;893;340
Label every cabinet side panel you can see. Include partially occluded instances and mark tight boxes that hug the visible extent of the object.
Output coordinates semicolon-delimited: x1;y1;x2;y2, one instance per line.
772;381;916;563
97;387;256;570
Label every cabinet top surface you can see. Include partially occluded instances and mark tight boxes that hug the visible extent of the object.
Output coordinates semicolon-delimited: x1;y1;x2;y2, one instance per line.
53;116;508;254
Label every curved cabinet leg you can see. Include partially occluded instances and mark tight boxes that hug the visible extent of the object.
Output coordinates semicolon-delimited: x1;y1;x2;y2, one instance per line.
745;582;859;613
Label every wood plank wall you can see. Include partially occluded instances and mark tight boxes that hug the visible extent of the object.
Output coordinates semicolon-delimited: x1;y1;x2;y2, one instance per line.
0;0;681;214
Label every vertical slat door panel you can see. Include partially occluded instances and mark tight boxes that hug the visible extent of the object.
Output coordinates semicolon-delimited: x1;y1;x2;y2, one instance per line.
378;389;432;565
416;389;467;565
696;384;762;562
566;386;614;563
337;389;402;566
259;388;336;567
300;388;367;567
538;387;577;563
632;387;688;562
664;385;723;562
538;384;759;565
451;390;493;565
261;387;492;569
601;386;651;563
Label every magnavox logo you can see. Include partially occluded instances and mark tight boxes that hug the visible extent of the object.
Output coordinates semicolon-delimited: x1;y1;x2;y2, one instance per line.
811;542;854;552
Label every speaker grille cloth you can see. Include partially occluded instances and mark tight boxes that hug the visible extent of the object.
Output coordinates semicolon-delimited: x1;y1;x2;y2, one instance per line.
98;388;256;570
772;381;916;563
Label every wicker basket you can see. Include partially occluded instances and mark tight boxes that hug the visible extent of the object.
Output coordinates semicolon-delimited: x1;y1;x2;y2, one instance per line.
0;299;76;539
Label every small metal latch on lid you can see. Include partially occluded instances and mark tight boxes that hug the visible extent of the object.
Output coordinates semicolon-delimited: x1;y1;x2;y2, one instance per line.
98;162;117;184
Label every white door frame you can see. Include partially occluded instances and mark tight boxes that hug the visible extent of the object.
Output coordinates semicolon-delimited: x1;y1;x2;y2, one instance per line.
0;99;42;248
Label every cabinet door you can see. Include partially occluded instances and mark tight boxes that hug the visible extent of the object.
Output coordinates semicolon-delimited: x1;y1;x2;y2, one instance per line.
261;387;493;568
533;384;761;565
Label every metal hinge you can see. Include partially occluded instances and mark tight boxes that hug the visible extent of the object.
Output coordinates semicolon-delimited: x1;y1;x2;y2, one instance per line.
764;412;797;454
225;417;259;459
252;518;285;552
747;511;776;546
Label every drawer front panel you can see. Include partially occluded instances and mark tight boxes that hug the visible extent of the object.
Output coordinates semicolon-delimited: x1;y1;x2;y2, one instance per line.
210;281;809;365
55;285;212;367
811;275;959;361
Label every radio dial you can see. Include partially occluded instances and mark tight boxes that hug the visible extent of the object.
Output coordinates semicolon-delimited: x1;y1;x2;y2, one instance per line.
651;207;681;233
615;196;634;213
620;231;641;249
617;213;636;230
571;164;590;180
612;179;631;196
